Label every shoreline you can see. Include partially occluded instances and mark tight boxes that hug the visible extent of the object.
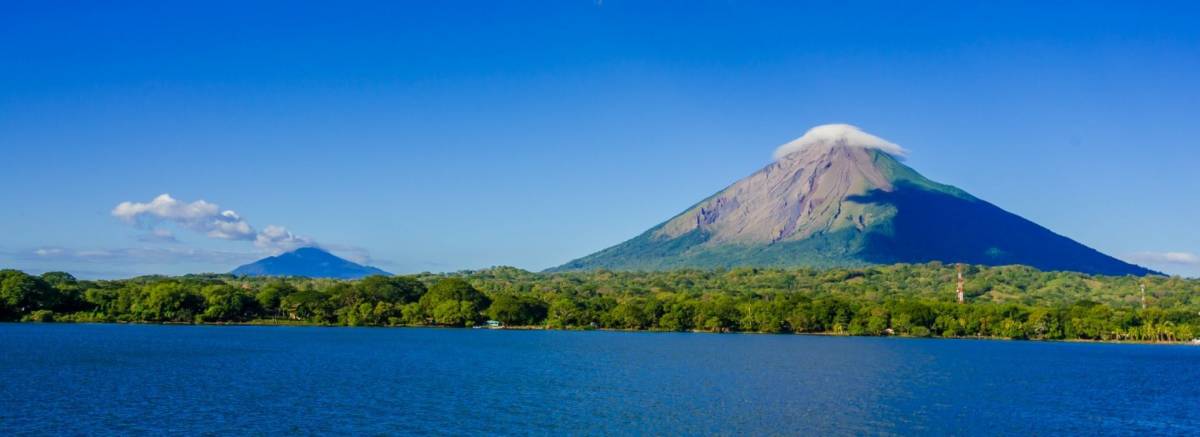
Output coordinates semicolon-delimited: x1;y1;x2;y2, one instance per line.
8;320;1197;346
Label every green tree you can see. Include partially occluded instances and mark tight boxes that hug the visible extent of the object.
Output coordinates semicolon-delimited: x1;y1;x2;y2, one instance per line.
40;271;86;312
740;300;787;333
200;285;260;322
487;295;548;326
356;275;426;304
419;278;489;326
657;300;696;332
1026;308;1063;340
282;289;334;322
547;297;585;328
255;282;297;318
608;298;655;330
694;295;740;332
0;269;54;318
864;306;890;335
138;282;203;322
433;300;483;327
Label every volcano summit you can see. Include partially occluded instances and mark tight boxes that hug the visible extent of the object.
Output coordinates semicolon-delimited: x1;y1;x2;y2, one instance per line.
551;124;1153;276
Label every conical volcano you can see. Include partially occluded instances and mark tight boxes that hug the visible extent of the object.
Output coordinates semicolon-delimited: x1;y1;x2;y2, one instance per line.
550;124;1154;276
232;247;390;279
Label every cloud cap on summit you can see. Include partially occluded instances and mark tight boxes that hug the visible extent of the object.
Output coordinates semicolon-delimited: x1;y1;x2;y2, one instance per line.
774;124;908;160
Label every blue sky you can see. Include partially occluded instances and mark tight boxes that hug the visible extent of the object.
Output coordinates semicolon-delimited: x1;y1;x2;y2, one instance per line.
2;1;1198;278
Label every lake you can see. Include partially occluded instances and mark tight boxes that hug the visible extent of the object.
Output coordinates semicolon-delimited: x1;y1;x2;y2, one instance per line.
1;324;1198;435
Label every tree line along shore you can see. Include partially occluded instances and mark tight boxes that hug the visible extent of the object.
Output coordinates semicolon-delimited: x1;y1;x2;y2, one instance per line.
2;263;1198;342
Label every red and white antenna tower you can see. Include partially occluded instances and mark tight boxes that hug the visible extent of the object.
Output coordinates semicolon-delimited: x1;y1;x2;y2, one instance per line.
956;264;965;304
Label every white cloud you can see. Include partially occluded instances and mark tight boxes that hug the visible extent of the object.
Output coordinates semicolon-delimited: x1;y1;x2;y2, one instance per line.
112;193;319;253
773;124;908;160
34;248;64;257
113;194;255;241
1127;251;1200;266
254;225;314;253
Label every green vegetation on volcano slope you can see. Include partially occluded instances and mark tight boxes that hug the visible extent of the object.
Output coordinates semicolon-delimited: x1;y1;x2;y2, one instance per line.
2;263;1197;341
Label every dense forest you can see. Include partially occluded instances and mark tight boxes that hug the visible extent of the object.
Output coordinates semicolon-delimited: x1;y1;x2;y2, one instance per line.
3;263;1199;342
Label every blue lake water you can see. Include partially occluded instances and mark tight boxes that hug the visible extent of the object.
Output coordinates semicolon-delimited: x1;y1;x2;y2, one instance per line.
1;323;1198;435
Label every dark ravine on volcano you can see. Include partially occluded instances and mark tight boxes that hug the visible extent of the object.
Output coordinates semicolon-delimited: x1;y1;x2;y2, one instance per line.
550;125;1155;276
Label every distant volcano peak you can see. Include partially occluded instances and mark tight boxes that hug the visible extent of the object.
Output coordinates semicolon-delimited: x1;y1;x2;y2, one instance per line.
232;247;390;279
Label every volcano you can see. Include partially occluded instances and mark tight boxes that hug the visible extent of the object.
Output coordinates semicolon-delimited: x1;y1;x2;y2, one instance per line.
550;124;1154;276
231;247;390;279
